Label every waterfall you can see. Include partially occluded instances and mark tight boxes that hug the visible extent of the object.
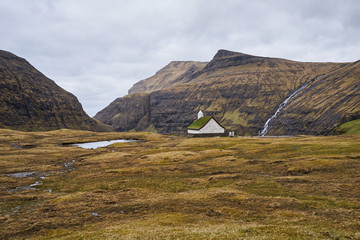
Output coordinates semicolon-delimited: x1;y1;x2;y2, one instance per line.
260;75;323;136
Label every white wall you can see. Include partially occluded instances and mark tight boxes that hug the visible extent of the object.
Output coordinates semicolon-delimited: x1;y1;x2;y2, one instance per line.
188;129;200;134
187;118;225;134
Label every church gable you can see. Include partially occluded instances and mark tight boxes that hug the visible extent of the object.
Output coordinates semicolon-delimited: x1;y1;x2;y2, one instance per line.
187;111;225;135
199;118;225;133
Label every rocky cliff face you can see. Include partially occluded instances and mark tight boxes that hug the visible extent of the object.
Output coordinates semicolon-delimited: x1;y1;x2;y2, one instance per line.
94;93;150;131
0;50;110;131
128;61;207;94
268;61;360;135
95;49;359;135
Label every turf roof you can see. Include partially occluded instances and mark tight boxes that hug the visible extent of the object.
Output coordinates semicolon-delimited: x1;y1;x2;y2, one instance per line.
187;116;212;130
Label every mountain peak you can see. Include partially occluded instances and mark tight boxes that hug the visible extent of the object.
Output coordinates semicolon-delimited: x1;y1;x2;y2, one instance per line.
202;49;266;72
95;49;359;136
0;49;18;58
212;49;250;60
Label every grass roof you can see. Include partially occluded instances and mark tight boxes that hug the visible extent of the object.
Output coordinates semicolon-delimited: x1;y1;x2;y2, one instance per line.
338;119;360;135
187;116;212;130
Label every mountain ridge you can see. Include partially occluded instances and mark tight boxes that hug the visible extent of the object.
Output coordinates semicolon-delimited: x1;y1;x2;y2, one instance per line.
95;49;359;135
128;61;207;94
0;50;110;132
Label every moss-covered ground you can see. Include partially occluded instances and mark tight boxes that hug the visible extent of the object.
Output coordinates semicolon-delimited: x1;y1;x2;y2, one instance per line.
339;119;360;135
0;129;359;239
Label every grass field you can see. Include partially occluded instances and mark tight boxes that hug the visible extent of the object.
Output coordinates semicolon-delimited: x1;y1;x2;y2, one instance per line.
0;129;359;239
338;119;360;135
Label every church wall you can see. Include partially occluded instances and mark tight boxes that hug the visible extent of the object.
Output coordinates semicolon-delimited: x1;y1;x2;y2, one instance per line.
199;118;225;134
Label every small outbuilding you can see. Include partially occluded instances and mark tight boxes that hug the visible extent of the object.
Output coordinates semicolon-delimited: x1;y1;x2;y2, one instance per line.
187;110;226;136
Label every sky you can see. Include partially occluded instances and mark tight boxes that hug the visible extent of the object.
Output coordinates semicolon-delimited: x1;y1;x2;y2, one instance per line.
1;0;360;116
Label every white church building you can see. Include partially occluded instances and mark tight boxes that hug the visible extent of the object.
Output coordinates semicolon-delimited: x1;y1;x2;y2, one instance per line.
187;110;226;136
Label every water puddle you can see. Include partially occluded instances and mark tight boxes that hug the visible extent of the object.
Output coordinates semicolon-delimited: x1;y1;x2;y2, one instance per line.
7;180;43;192
6;160;77;192
71;139;139;149
10;143;38;149
6;172;38;178
64;160;76;171
6;172;46;192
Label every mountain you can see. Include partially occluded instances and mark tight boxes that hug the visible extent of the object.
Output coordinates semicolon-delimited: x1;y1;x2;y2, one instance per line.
128;61;207;94
95;49;359;135
268;60;360;135
0;50;110;131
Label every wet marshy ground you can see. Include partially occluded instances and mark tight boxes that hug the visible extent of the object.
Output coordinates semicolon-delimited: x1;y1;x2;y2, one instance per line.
0;129;359;239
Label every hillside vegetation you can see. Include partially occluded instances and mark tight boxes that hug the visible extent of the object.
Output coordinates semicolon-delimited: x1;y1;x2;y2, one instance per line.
95;49;359;136
338;119;360;135
1;129;359;239
270;61;360;135
128;61;207;94
0;50;110;132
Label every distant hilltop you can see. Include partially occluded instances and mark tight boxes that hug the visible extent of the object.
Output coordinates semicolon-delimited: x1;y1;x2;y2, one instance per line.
95;49;360;135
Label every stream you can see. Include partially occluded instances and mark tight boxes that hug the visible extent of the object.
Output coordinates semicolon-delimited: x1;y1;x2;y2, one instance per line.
260;75;323;136
6;160;76;192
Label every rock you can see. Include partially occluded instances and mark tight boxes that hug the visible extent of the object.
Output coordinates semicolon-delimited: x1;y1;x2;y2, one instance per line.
95;49;360;135
128;61;207;94
0;50;110;132
268;63;360;135
94;93;151;131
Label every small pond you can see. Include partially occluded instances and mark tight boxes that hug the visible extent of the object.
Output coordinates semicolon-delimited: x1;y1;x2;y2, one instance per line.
72;139;138;149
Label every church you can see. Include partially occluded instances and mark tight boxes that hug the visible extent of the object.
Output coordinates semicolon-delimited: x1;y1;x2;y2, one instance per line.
187;110;226;136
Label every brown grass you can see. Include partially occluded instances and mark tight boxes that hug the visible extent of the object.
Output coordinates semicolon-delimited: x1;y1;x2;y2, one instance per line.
0;130;359;239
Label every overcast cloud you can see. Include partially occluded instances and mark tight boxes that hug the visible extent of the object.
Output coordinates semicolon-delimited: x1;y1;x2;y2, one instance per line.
1;0;360;116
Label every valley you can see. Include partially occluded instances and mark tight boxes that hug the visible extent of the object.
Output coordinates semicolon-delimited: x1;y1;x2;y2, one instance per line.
1;129;359;239
0;48;359;239
1;49;358;136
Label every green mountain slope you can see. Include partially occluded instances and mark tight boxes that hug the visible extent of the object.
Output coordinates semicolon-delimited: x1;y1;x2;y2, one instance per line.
338;119;360;134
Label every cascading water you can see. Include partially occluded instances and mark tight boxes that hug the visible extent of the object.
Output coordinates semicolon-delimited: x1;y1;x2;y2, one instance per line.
260;75;323;136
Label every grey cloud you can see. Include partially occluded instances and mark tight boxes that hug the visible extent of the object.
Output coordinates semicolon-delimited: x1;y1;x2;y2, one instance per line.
1;0;359;116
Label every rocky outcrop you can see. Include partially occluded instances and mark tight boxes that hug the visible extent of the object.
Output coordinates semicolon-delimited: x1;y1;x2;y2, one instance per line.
95;49;359;135
0;50;110;131
94;93;150;131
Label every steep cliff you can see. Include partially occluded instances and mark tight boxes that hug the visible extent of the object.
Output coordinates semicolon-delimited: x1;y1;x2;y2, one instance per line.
94;93;150;131
128;61;207;94
95;49;359;135
268;61;360;135
0;50;110;131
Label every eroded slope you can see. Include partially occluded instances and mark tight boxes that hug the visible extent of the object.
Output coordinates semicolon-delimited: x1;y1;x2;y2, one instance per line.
96;50;349;135
0;50;110;131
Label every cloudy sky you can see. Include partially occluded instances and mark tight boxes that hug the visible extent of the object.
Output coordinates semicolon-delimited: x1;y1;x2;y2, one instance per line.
1;0;360;116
